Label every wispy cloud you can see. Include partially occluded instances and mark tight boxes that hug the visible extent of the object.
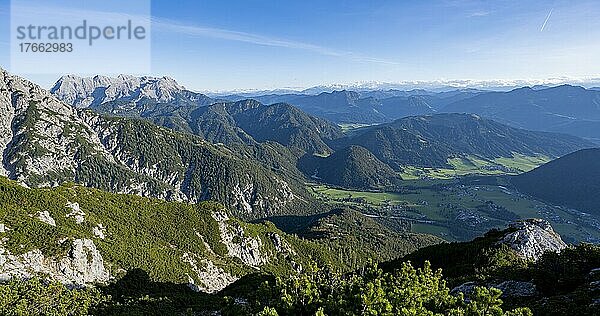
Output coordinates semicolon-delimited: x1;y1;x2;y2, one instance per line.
540;8;553;32
468;11;490;17
8;3;400;66
152;17;401;66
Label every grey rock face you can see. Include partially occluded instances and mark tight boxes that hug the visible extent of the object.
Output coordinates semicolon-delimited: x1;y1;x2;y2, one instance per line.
451;281;477;297
182;252;238;293
493;280;538;297
0;238;110;286
93;224;106;239
51;74;185;109
452;280;537;299
269;232;296;256
212;210;268;267
499;219;567;261
66;202;85;224
37;211;56;226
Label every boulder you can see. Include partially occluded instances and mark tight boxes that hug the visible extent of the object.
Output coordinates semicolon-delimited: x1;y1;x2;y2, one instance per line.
493;280;538;297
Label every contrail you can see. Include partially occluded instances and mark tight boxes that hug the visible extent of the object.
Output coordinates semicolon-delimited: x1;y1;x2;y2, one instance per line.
540;8;553;32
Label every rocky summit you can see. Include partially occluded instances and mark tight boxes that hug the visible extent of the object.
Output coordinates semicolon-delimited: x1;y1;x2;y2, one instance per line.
50;74;187;109
500;218;567;261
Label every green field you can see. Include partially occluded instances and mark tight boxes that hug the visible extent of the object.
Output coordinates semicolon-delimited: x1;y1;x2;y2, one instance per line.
400;154;550;180
493;153;551;172
308;179;600;243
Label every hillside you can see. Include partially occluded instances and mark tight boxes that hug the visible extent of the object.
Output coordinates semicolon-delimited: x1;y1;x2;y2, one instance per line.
0;176;437;288
379;95;436;118
0;176;444;314
332;113;593;170
0;176;316;293
4;205;592;315
511;148;600;216
191;100;343;155
288;90;387;123
442;85;600;140
298;145;400;189
0;68;318;219
382;219;600;316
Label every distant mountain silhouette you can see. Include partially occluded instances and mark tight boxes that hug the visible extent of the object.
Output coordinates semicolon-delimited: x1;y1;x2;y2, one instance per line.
442;85;600;141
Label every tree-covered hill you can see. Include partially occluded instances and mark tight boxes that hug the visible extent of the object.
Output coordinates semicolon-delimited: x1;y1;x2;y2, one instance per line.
298;145;401;189
332;113;593;170
190;99;343;155
511;148;600;216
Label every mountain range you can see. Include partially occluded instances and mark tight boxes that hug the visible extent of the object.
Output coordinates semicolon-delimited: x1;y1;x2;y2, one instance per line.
442;85;600;141
50;74;209;109
0;68;320;219
48;73;596;189
221;89;476;124
221;84;600;142
52;75;343;155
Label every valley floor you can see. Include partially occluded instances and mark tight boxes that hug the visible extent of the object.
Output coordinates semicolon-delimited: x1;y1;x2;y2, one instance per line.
308;178;600;243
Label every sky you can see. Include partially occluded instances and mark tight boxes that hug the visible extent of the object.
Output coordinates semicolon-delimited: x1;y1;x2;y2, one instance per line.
1;0;600;91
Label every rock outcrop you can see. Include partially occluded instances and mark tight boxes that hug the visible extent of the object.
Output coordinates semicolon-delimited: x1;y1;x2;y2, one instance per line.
66;202;85;224
493;280;538;297
452;280;537;298
499;219;567;261
37;211;56;226
212;210;268;267
0;238;110;286
182;252;238;293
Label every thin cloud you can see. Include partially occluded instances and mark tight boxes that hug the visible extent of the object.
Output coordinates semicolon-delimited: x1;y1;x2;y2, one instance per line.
540;8;553;32
468;11;490;17
152;17;401;66
9;3;399;66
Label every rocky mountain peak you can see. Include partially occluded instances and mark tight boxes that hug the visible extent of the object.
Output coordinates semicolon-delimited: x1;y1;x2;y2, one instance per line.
51;74;186;108
499;218;567;261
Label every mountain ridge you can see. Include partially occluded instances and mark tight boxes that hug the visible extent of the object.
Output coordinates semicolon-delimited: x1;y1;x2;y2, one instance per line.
52;76;344;155
331;113;593;170
0;68;319;219
441;84;600;140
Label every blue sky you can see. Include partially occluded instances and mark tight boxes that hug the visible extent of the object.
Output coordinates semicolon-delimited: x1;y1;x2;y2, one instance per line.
1;0;600;91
